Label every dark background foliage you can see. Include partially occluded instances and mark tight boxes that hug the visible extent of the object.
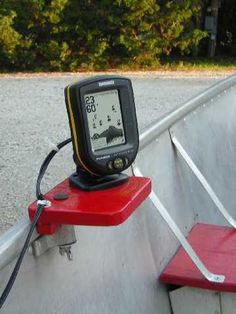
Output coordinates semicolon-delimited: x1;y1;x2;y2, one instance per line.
0;0;233;71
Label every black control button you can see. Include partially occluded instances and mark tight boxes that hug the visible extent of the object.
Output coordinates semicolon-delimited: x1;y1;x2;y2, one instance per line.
53;193;69;200
107;160;113;170
113;158;124;170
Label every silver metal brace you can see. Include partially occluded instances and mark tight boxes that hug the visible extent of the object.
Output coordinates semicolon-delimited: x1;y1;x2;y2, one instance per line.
28;225;77;261
133;166;225;284
170;132;236;229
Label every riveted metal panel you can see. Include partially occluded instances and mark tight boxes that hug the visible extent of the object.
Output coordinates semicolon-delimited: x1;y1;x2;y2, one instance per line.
0;208;171;314
170;85;236;226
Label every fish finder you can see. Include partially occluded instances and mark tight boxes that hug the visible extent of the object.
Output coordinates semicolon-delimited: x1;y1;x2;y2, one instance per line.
65;75;139;190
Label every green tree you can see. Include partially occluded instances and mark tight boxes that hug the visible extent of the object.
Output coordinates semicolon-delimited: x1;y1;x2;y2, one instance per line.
157;0;206;56
0;0;207;71
63;0;206;69
0;0;70;70
62;0;161;69
0;10;30;69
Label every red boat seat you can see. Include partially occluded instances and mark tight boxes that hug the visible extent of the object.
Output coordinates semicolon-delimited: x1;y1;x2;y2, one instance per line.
160;223;236;292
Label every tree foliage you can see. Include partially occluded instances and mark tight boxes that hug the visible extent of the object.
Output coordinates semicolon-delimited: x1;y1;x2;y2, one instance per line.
0;0;206;71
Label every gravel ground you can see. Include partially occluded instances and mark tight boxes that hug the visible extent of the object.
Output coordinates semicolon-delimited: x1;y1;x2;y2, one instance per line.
0;73;226;235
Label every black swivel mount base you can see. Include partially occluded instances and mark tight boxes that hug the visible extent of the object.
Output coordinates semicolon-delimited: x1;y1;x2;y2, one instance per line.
69;167;129;191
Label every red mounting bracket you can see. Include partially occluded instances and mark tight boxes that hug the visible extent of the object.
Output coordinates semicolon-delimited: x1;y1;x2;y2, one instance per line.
28;176;151;235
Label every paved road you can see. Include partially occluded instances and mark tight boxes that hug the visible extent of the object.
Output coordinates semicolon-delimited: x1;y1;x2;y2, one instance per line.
0;74;224;234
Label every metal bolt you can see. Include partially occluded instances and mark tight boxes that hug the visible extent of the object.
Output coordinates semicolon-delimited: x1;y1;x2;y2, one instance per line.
59;245;73;261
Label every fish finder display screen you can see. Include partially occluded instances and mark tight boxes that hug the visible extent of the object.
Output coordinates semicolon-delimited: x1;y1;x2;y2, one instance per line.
84;89;126;152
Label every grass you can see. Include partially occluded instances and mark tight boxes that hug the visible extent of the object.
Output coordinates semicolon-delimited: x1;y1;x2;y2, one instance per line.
158;57;236;71
1;57;236;75
97;56;236;73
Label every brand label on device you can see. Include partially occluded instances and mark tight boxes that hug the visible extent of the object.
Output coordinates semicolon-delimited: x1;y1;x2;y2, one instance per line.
98;80;114;87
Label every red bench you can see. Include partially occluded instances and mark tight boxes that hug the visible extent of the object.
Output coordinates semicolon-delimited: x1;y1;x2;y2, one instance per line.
160;223;236;292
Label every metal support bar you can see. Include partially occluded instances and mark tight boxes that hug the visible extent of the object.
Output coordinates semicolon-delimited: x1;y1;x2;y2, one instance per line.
133;166;225;283
170;134;236;229
29;225;76;261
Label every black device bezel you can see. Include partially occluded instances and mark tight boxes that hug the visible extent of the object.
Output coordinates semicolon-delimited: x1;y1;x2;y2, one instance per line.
65;75;139;176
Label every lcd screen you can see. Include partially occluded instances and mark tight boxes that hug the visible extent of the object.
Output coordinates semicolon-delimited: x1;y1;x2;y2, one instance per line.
84;89;126;152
